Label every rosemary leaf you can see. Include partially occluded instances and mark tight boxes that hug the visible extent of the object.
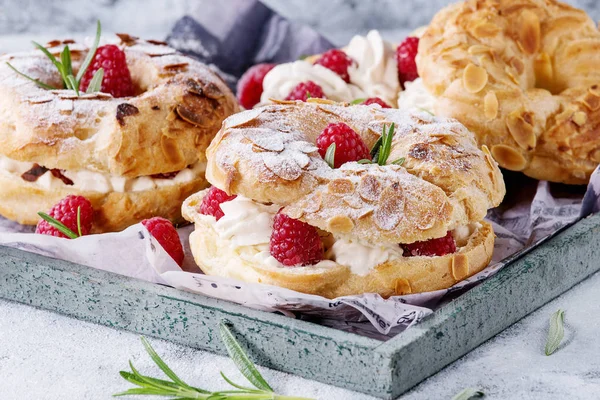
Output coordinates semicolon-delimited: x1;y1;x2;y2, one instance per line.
220;372;262;392
324;143;336;169
86;68;104;93
6;62;57;90
545;309;565;356
140;337;196;390
65;75;79;96
37;212;78;239
61;45;73;78
357;159;373;164
32;41;65;80
76;20;102;84
350;98;366;105
452;387;485;400
219;321;273;392
391;157;405;166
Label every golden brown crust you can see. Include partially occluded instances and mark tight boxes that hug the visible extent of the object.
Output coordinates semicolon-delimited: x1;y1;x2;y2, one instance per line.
0;168;209;233
183;190;495;298
206;101;505;243
0;39;239;177
418;0;600;184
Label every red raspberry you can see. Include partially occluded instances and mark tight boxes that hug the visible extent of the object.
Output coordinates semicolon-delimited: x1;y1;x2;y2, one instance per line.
237;63;276;109
316;122;371;168
80;45;134;98
199;187;237;221
285;81;325;102
401;231;456;257
361;97;391;108
270;212;323;266
142;217;184;266
35;195;94;239
315;49;354;83
395;37;420;87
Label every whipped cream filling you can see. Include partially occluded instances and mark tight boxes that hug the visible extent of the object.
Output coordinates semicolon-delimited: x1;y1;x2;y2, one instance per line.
203;195;480;276
345;30;400;107
0;155;205;193
260;60;365;104
260;30;401;106
397;77;437;114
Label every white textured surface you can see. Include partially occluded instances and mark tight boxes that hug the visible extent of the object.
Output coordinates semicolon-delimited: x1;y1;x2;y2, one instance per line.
2;270;600;399
2;1;600;398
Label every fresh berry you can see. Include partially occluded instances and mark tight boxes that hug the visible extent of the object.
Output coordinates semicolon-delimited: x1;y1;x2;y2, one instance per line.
142;217;184;266
199;187;237;221
237;63;276;109
315;49;354;83
401;231;456;257
80;45;134;97
35;195;94;239
270;212;323;266
395;37;420;87
316;122;370;168
361;97;391;108
285;81;325;102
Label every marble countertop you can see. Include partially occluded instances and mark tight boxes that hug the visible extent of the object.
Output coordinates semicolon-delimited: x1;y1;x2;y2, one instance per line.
2;1;600;398
2;270;600;400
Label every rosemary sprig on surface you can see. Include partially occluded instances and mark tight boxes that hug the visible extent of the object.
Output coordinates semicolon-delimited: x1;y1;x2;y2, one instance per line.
545;309;565;356
115;321;314;400
6;21;103;95
452;387;485;400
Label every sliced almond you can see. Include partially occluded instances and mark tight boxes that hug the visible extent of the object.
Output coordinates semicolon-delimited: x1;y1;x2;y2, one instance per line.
572;111;587;126
327;215;354;233
491;144;528;171
328;178;355;194
468;44;491;54
463;63;488;93
519;10;541;54
534;52;554;91
484;91;499;120
506;110;536;149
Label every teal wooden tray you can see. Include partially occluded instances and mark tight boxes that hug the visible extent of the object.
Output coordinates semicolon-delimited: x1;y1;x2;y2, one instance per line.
1;213;599;399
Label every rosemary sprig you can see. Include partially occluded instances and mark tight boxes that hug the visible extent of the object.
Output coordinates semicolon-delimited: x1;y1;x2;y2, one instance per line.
6;21;103;95
324;143;336;169
37;207;83;240
452;388;484;400
360;123;398;166
115;321;314;400
545;309;565;356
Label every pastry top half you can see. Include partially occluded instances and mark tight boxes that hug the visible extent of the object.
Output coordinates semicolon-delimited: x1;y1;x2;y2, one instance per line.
205;100;505;244
0;37;239;178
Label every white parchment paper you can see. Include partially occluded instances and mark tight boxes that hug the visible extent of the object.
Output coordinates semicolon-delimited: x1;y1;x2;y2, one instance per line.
1;168;598;336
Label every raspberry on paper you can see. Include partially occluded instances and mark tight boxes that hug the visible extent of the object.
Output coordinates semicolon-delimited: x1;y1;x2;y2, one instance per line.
142;217;185;267
35;195;94;238
270;212;323;266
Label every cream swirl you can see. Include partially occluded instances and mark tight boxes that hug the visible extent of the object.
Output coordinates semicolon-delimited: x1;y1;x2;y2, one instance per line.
396;77;437;114
345;30;401;107
260;60;365;104
328;235;404;276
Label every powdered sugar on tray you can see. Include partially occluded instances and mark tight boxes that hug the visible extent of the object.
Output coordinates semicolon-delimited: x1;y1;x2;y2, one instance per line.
0;167;597;336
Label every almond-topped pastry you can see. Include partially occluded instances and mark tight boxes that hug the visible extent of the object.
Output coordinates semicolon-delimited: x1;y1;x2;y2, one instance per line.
183;100;505;298
0;25;238;232
417;0;600;184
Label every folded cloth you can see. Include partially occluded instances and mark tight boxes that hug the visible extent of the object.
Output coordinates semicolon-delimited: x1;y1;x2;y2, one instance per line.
166;0;334;88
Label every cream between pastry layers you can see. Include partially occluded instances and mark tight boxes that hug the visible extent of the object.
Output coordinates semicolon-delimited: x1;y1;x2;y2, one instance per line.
183;101;505;299
0;36;238;232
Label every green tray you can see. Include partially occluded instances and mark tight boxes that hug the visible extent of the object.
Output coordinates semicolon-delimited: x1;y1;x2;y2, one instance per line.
1;214;599;399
